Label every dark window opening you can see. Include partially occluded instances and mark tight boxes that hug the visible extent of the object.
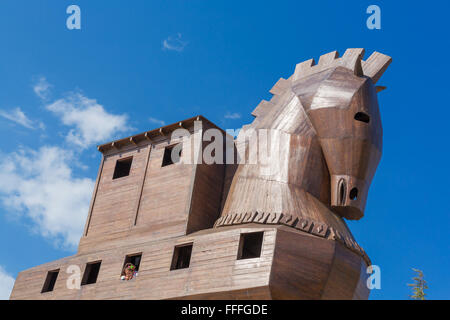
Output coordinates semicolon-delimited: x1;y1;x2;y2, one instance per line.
349;188;358;200
113;157;133;179
81;261;101;285
41;269;59;293
162;144;182;167
121;253;141;280
237;232;264;260
170;243;193;270
354;112;370;123
123;253;142;272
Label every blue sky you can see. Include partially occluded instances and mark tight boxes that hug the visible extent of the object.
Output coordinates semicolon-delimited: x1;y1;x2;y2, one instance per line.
0;0;449;300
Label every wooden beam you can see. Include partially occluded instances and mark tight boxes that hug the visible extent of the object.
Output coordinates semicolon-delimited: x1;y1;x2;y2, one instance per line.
83;155;105;236
132;145;152;226
144;132;152;142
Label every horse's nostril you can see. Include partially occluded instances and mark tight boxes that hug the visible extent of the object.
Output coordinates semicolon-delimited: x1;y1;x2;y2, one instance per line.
349;188;358;200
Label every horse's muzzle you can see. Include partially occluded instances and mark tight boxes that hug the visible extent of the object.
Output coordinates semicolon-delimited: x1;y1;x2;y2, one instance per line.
330;175;368;220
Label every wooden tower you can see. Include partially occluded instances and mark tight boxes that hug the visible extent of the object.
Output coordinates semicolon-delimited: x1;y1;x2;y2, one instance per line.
10;49;391;300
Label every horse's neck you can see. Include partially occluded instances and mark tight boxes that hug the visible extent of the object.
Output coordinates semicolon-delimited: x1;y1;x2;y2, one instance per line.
248;91;328;190
223;92;331;213
246;91;315;135
219;78;354;243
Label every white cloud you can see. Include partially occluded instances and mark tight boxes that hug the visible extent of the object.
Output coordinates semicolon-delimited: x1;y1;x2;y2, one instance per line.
0;266;14;300
148;117;166;127
46;93;131;148
224;112;241;120
0;146;94;249
0;107;44;130
33;77;52;100
162;33;188;52
0;80;133;251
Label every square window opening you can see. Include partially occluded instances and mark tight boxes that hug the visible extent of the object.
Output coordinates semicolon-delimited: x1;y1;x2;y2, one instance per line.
81;261;101;285
41;269;59;293
123;253;142;272
170;243;193;270
237;232;264;260
162;144;182;167
113;157;133;179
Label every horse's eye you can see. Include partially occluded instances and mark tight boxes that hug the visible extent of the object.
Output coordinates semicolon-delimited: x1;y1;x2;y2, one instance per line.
354;112;370;123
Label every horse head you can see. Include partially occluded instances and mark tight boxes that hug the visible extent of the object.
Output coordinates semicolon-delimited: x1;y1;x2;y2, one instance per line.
292;49;391;220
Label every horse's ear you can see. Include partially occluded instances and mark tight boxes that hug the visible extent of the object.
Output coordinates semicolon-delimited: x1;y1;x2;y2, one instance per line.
376;86;387;93
362;52;392;84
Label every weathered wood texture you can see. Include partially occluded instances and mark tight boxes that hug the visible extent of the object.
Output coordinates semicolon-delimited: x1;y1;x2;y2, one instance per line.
78;118;226;254
10;225;368;300
10;49;391;300
11;225;275;300
220;49;391;229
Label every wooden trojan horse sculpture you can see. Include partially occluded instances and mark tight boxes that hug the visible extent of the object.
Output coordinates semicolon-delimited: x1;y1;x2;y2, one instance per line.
9;48;391;300
219;48;390;222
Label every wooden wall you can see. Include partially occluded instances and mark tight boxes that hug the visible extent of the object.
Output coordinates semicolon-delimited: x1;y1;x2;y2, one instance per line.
85;145;149;237
187;135;227;234
10;225;275;300
10;224;369;300
270;226;369;300
78;120;226;255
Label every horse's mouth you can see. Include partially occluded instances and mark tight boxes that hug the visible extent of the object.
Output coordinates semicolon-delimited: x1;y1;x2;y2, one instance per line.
330;175;366;220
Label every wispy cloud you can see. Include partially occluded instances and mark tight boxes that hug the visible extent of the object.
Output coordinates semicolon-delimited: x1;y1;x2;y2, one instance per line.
148;117;166;127
0;78;134;251
46;93;132;148
224;112;241;120
0;146;94;249
0;266;14;300
162;33;188;52
33;77;52;100
0;107;44;130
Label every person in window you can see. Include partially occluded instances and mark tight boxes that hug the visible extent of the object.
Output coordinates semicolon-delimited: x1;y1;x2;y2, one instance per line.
120;263;138;280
